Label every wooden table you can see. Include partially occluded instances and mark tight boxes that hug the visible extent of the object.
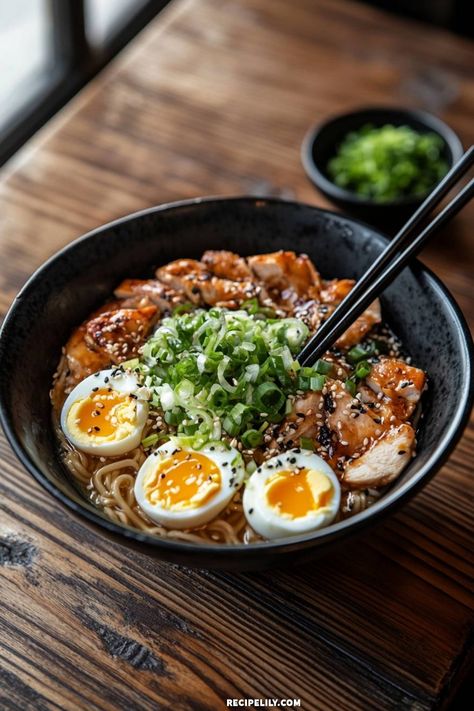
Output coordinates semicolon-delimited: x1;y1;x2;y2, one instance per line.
0;1;472;708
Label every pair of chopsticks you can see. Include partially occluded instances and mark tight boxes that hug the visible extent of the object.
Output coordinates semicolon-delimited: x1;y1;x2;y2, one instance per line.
297;146;474;368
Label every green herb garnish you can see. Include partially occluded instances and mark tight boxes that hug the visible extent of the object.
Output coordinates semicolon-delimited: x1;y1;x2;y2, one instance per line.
138;308;316;446
327;124;448;202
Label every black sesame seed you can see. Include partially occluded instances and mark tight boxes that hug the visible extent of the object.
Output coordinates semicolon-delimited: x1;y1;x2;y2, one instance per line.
92;387;99;392
248;508;254;514
323;393;336;414
398;450;406;455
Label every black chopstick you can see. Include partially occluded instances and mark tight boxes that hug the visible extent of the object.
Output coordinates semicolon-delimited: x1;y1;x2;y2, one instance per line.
298;148;474;368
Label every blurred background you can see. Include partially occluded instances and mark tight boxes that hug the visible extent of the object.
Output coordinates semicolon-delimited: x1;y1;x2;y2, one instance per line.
0;0;470;167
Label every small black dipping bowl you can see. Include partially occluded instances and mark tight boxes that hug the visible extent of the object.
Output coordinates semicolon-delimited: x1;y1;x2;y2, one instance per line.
0;197;472;570
302;107;463;228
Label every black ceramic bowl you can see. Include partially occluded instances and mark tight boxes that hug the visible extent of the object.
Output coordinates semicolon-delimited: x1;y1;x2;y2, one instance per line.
302;107;464;228
0;197;472;570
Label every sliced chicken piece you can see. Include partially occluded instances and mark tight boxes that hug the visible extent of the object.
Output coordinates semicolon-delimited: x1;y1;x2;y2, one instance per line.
366;357;425;418
320;279;381;348
320;279;355;303
201;250;253;281
199;276;258;308
156;259;208;303
53;303;157;405
343;423;415;488
62;324;112;386
61;301;124;386
85;305;157;363
294;300;324;333
248;251;322;299
325;380;382;457
114;279;186;311
356;384;405;427
274;391;323;447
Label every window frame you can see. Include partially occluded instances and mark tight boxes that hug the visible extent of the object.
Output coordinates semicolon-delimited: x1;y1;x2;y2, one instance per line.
0;0;169;166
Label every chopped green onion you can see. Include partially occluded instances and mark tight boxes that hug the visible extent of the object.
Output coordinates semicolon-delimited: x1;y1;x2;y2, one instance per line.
241;429;264;448
300;437;315;451
254;382;285;413
355;360;371;379
223;415;240;437
141;433;162;448
344;378;357;396
347;344;369;363
173;302;195;316
137;307;312;448
310;374;326;391
314;359;333;375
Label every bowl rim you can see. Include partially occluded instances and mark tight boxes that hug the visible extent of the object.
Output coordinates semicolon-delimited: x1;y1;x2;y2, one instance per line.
0;195;472;557
301;106;464;209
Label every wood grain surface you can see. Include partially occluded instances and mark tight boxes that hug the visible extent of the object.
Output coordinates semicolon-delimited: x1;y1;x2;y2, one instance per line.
0;0;473;709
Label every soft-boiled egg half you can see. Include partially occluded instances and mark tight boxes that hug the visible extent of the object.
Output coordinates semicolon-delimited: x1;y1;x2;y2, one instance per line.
60;369;149;456
243;449;341;539
134;441;245;529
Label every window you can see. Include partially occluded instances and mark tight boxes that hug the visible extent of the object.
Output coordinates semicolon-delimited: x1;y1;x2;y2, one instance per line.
0;1;52;130
0;0;169;166
85;0;150;47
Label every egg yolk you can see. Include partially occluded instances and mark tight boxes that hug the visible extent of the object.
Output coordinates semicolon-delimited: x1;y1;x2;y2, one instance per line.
265;468;333;518
143;451;221;511
72;388;134;437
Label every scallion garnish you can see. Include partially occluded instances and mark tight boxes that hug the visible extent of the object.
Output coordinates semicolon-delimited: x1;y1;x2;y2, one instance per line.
138;308;310;447
300;437;315;451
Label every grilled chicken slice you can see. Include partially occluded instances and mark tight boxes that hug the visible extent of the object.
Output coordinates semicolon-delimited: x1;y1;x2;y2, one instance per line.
343;423;415;488
114;279;186;311
248;251;322;299
201;250;252;281
156;259;208;303
366;357;425;419
199;277;258;308
85;305;157;363
320;279;381;348
61;301;123;385
274;391;323;447
293;300;324;332
62;325;112;385
325;381;383;457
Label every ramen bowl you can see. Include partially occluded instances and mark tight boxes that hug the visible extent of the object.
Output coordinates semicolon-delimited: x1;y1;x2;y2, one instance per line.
0;197;472;569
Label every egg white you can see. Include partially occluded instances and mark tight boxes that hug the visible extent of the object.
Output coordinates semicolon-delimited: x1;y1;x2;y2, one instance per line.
243;449;341;540
134;441;245;529
60;368;148;456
